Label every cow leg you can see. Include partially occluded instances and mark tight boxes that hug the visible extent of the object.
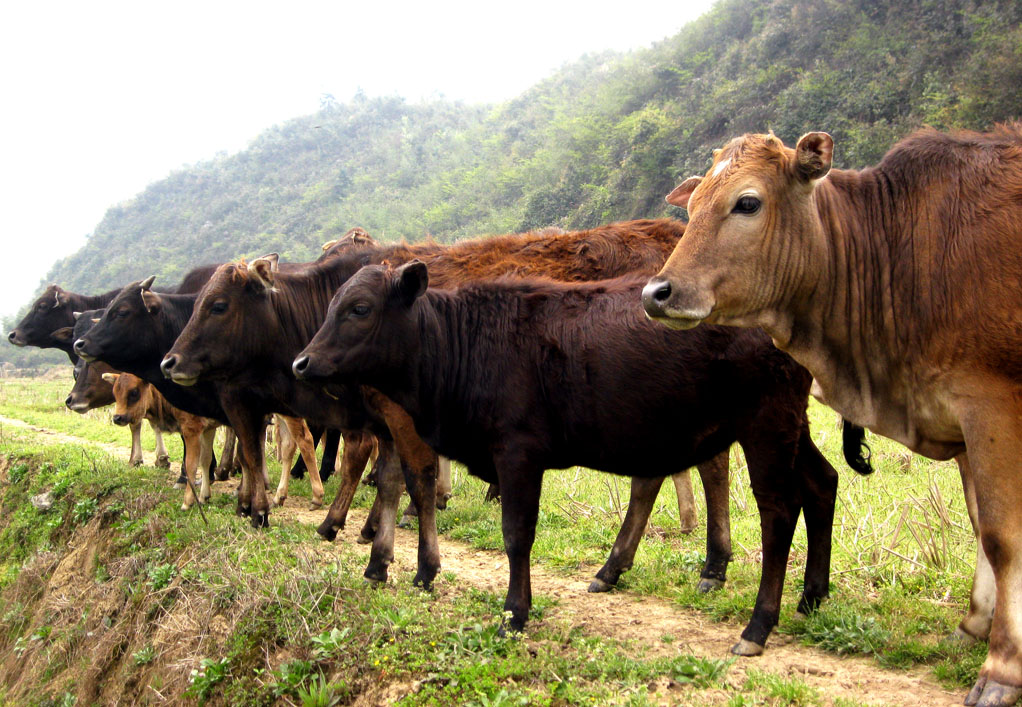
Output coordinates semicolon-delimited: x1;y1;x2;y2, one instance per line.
436;456;452;509
959;400;1022;707
278;417;322;509
231;409;271;527
485;483;501;502
216;428;237;481
732;438;802;656
179;428;201;511
590;475;665;592
318;428;341;484
497;457;542;633
697;451;732;592
948;453;996;645
363;439;402;584
272;416;296;507
792;433;838;617
128;421;144;467
317;430;375;541
358;442;394;544
152;426;171;469
671;470;698;533
196;426;216;504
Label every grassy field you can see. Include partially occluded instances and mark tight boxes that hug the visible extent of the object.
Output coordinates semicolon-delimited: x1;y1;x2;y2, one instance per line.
0;372;984;705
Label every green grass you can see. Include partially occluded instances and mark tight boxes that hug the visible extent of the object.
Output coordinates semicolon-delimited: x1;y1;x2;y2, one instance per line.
0;372;985;703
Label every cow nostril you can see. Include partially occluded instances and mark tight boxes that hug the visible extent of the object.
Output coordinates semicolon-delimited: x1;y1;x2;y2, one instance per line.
65;395;72;408
7;331;16;343
292;355;309;378
73;339;85;353
161;355;178;377
652;281;672;303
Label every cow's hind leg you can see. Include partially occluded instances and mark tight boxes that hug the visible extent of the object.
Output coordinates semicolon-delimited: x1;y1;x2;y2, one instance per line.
672;470;698;533
317;430;374;541
363;439;402;584
152;426;170;468
196;426;216;504
216;428;237;481
792;432;838;617
733;436;802;656
590;475;666;592
696;451;732;593
959;398;1022;707
948;453;996;645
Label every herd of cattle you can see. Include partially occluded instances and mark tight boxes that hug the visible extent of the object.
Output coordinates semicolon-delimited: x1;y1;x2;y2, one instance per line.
7;124;1022;706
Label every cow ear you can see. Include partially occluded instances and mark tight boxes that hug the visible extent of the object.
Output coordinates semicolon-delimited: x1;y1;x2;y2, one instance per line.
101;373;119;385
395;260;428;305
795;132;833;181
665;176;702;208
141;289;162;314
51;327;74;344
250;254;279;291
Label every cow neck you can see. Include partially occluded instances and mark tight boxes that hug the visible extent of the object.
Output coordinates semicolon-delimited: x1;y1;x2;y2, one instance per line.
66;287;121;313
779;169;941;451
154;294;199;354
266;257;366;358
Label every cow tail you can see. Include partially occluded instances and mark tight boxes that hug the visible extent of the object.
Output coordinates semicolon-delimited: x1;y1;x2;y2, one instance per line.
841;419;874;475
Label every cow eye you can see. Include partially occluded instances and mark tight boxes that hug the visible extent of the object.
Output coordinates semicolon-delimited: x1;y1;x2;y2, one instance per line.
733;195;761;215
127;390;140;403
117;308;131;318
210;301;228;314
351;303;371;318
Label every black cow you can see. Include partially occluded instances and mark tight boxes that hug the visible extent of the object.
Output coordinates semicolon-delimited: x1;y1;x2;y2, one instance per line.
294;262;848;655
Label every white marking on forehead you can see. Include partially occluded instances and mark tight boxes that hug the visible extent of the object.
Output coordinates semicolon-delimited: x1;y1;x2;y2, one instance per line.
711;159;730;177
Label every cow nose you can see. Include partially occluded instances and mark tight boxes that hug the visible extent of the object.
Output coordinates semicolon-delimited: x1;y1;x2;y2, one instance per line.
160;354;178;378
65;395;73;408
642;278;672;318
73;338;87;355
112;414;128;426
292;355;310;379
7;330;17;343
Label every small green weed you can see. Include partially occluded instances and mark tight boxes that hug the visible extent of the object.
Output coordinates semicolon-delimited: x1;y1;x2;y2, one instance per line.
272;659;315;698
185;657;230;702
310;627;351;660
132;645;156;666
668;654;733;688
147;563;177;591
71;498;98;524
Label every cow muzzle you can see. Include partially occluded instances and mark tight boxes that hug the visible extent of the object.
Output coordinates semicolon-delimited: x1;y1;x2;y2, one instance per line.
641;277;713;330
65;395;90;414
72;338;96;362
112;414;130;426
8;330;25;346
292;354;312;380
160;354;199;386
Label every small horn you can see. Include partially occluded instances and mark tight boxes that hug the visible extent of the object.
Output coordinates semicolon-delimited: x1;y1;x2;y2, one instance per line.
140;275;156;290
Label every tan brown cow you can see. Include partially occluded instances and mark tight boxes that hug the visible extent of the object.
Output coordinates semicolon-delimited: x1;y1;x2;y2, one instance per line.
644;125;1022;707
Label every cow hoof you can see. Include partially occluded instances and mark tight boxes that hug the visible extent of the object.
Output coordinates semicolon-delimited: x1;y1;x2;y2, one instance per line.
236;505;251;518
967;677;1022;707
397;517;414;529
307;501;323;511
356;532;374;545
730;639;764;657
942;627;980;647
317;524;340;542
173;475;187;489
272;496;285;508
587;578;614;593
412;572;436;591
180;503;190;511
250;511;269;529
130;459;143;468
436;493;452;511
364;571;387;586
697;577;725;593
156;455;171;469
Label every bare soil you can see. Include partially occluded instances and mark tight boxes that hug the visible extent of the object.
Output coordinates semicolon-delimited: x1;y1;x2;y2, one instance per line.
3;415;965;706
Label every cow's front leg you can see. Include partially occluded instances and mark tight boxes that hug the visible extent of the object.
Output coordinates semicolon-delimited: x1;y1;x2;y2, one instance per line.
496;456;542;634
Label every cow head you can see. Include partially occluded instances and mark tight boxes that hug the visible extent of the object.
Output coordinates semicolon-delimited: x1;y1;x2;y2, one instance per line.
8;284;75;350
318;227;376;262
102;372;152;426
161;256;279;385
644;132;832;337
73;276;160;367
293;261;427;387
64;308;117;413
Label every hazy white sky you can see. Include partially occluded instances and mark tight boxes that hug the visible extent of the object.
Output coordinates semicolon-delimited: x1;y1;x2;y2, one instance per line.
1;0;716;320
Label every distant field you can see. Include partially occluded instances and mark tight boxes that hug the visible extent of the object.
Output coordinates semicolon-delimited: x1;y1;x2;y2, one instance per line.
0;372;982;705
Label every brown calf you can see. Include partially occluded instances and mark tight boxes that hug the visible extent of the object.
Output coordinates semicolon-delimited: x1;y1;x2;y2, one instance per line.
645;125;1022;707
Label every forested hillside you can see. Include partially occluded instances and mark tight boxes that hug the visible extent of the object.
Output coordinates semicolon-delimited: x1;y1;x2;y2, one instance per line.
7;0;1021;367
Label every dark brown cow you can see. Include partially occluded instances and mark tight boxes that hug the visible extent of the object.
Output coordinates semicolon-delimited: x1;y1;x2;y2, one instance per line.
294;263;842;654
644;125;1022;706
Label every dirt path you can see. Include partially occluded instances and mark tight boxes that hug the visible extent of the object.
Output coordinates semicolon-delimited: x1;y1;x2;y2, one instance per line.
5;415;964;706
